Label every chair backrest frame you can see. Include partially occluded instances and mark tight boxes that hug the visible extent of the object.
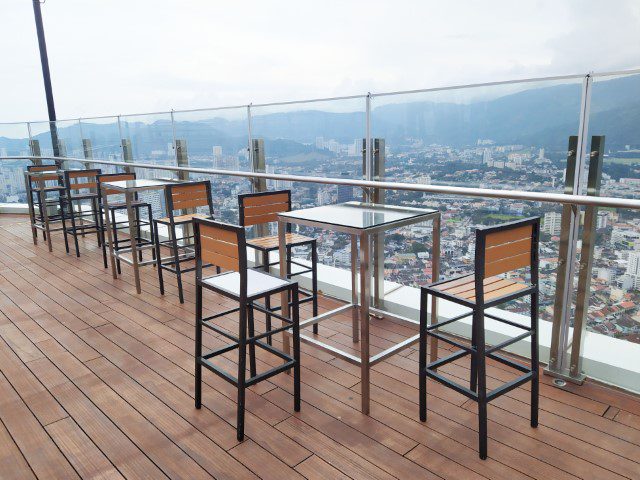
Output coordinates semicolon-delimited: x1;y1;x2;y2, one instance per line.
63;169;102;195
194;217;248;297
165;180;214;223
96;172;137;203
238;190;292;232
26;164;62;186
474;216;540;304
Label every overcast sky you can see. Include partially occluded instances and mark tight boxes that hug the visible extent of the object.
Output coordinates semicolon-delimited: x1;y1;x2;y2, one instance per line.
1;0;639;122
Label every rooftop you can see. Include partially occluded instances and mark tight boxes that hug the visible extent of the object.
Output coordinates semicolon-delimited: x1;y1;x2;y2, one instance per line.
1;213;638;479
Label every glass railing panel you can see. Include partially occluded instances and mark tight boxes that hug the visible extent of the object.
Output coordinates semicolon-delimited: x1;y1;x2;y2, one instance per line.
0;122;32;204
55;119;84;168
119;112;176;175
77;116;123;168
576;72;640;388
250;97;367;263
172;107;252;223
370;78;585;339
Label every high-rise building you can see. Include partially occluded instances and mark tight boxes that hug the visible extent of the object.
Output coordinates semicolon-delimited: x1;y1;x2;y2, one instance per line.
542;211;562;236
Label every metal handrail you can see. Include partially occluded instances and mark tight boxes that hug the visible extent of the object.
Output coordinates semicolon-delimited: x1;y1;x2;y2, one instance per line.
4;154;640;211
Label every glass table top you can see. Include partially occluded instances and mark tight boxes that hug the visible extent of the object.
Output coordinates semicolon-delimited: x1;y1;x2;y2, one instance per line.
101;179;171;191
278;202;438;230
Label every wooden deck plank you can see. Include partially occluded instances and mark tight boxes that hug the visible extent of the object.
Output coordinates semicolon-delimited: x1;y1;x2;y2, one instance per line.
0;217;638;480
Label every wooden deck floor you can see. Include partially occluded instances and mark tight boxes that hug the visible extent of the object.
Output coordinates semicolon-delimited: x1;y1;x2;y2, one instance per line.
0;214;639;480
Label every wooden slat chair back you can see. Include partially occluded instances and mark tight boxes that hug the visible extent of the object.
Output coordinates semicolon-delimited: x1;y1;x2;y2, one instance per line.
196;220;245;274
64;169;101;193
97;172;136;197
166;181;213;216
27;164;60;184
239;190;291;227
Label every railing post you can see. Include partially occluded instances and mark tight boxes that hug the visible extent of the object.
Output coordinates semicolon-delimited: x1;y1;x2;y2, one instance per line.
82;139;94;170
121;138;133;174
570;135;605;379
371;138;386;308
252;138;269;243
175;138;194;239
57;138;68;170
546;74;592;384
29;138;42;166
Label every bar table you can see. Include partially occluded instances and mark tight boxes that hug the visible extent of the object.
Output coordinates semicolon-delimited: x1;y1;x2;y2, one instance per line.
101;179;170;293
277;201;441;414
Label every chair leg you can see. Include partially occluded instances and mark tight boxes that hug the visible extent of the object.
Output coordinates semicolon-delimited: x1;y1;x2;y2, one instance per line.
112;209;121;275
148;205;156;262
154;221;165;295
69;200;81;257
237;300;248;441
292;284;301;412
195;282;203;409
470;311;478;392
100;207;108;269
60;196;70;253
474;307;488;460
136;206;143;261
531;289;539;428
248;302;257;378
419;288;429;422
92;198;102;247
311;241;319;335
171;224;184;303
262;250;272;346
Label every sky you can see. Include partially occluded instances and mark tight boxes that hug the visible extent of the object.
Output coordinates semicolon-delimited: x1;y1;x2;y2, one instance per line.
1;0;639;123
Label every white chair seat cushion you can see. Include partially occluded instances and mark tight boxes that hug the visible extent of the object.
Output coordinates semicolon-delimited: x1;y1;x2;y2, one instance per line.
202;269;290;298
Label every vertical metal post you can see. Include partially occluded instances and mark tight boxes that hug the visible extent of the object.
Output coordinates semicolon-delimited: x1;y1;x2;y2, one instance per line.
122;138;133;174
545;74;592;383
570;135;605;379
175;139;193;239
371;138;386;308
252;138;269;264
117;115;124;161
57;138;68;169
82;138;94;170
32;0;59;158
170;110;178;163
29;138;42;166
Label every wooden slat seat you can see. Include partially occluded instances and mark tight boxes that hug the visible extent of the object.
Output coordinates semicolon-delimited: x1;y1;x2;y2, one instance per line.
246;232;314;251
156;212;210;225
430;274;529;304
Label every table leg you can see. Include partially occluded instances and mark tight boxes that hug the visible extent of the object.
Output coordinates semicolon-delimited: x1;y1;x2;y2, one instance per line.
359;231;371;414
125;191;141;294
102;194;118;279
430;214;441;364
278;219;291;356
351;234;359;343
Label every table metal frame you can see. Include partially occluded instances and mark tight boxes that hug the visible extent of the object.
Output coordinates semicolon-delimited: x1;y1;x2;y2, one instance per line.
101;180;169;293
277;203;441;414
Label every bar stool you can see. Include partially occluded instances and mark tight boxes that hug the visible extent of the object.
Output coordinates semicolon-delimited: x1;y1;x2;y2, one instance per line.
25;164;68;252
61;169;103;257
193;217;301;441
97;172;155;273
239;190;318;344
419;217;540;459
154;180;215;303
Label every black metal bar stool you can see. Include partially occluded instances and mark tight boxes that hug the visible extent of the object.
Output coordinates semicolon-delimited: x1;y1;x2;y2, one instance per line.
61;169;103;257
154;180;215;303
25;164;68;252
239;190;318;344
97;172;155;273
193;217;301;441
419;217;540;459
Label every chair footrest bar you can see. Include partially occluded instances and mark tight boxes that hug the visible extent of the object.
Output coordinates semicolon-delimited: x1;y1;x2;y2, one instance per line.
202;343;238;360
201;322;240;343
202;307;240;322
425;368;478;400
486;371;534;402
245;360;296;387
485;331;532;355
250;303;294;324
486;352;530;373
484;312;532;331
426;349;470;370
427;331;473;352
199;358;238;386
426;311;473;331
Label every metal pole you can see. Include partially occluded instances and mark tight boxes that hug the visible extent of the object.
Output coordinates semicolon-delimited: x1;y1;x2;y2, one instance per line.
32;0;59;158
570;135;605;379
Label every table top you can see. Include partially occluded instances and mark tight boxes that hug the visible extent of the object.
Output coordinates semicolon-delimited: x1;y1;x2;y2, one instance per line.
101;179;171;192
278;202;439;232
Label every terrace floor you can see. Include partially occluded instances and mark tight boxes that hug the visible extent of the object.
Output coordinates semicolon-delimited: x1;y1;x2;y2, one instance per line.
0;214;639;480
